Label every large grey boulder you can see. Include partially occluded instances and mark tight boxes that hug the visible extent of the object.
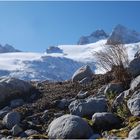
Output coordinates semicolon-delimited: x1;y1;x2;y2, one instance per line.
130;75;140;91
72;65;93;82
104;83;124;95
0;77;33;106
3;111;21;129
47;114;93;139
129;57;140;78
128;124;140;139
92;112;121;130
127;91;140;116
69;97;107;117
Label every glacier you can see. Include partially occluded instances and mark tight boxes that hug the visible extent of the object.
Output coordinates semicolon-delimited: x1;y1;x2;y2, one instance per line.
0;39;140;81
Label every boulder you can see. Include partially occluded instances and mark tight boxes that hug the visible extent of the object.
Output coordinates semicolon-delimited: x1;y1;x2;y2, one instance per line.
47;114;93;139
77;91;88;99
11;124;23;136
128;124;140;139
69;96;107;117
10;99;24;108
127;91;140;116
72;65;93;82
0;77;33;106
0;106;11;119
56;99;70;109
92;112;122;130
3;111;21;129
79;77;91;84
24;129;39;136
89;134;101;139
130;75;140;91
97;85;107;95
41;110;49;121
129;57;140;78
104;83;124;95
112;89;131;107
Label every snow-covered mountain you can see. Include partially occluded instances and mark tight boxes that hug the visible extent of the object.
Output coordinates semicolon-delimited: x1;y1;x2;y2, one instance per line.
0;25;140;81
0;40;139;81
77;29;109;45
0;44;21;53
107;24;140;45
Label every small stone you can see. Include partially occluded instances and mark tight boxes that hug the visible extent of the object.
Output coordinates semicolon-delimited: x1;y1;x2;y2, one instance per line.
24;129;39;136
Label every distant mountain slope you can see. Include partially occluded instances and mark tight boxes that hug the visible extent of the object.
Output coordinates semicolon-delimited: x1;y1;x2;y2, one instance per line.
0;44;21;53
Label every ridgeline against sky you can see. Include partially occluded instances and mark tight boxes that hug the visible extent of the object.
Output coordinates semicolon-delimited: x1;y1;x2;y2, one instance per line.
0;1;140;52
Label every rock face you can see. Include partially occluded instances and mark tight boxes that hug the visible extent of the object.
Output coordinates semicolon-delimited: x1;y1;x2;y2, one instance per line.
3;112;21;129
104;83;124;95
127;91;140;116
92;112;121;130
46;46;63;54
129;57;140;78
107;24;140;45
0;77;33;106
69;97;107;117
72;65;93;83
47;114;93;139
78;29;108;45
128;124;140;139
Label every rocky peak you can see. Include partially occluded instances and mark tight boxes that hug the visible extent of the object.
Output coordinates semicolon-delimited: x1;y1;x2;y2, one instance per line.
107;24;140;45
90;29;109;38
46;46;63;54
77;29;108;45
0;44;21;53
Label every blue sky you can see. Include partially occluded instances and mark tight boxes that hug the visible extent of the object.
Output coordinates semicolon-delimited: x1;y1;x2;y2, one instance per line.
0;1;140;52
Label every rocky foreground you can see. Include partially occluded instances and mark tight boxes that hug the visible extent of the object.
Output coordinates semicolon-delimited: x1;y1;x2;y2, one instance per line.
0;55;140;139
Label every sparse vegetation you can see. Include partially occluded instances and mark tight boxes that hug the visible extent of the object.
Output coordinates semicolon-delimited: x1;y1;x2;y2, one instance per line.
94;44;131;88
116;102;130;119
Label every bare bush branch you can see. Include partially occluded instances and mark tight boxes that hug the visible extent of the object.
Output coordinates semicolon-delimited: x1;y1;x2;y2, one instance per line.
94;44;131;86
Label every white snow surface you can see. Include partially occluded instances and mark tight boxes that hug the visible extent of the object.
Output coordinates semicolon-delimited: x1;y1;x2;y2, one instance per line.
0;40;140;81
